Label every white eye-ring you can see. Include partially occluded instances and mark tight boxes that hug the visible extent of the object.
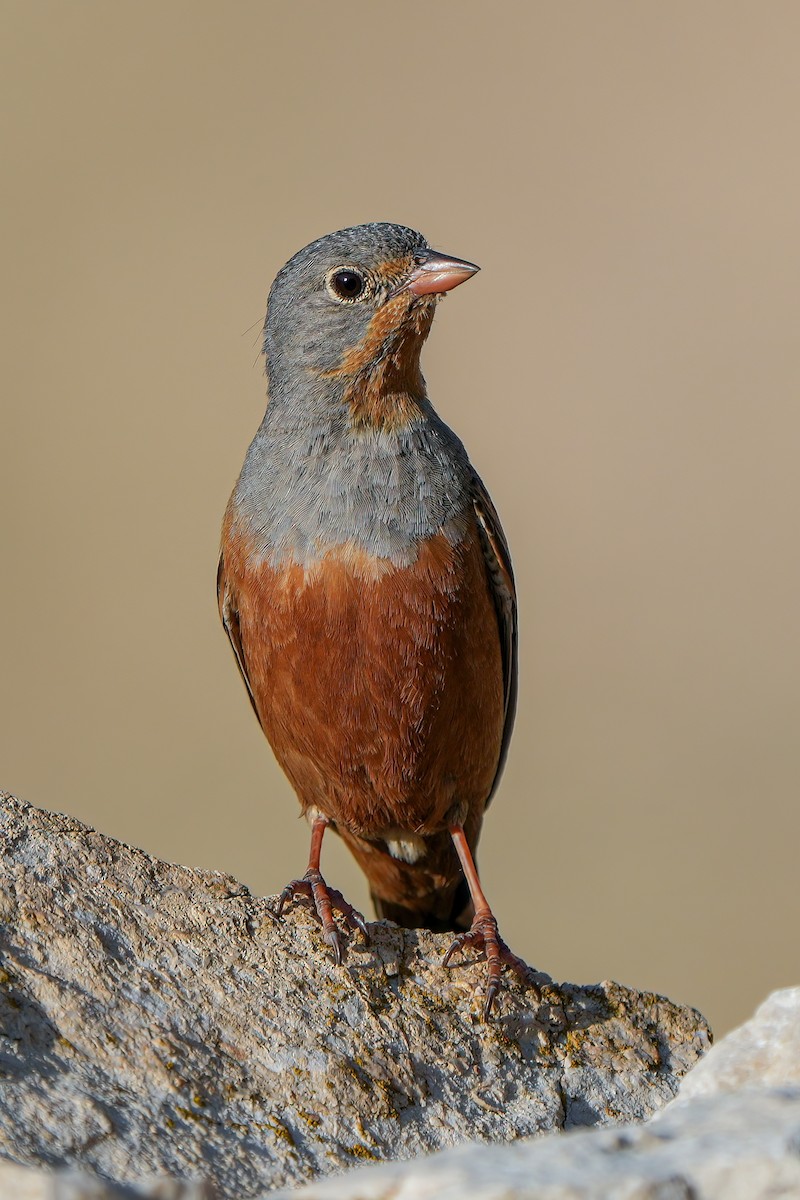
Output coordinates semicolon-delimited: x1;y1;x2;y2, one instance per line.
326;267;369;303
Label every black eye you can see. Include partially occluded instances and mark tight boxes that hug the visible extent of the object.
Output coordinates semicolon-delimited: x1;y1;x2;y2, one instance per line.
329;269;366;301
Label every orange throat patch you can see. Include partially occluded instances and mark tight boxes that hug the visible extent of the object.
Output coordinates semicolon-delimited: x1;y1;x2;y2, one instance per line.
327;295;436;432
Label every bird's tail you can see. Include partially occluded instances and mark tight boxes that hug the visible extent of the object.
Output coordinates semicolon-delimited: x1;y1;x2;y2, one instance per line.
371;876;473;933
338;826;475;933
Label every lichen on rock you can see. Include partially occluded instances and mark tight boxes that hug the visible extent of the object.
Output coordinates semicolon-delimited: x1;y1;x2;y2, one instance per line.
0;793;710;1198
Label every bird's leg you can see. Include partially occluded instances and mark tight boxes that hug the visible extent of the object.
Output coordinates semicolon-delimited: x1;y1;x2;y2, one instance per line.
443;824;539;1018
276;815;368;965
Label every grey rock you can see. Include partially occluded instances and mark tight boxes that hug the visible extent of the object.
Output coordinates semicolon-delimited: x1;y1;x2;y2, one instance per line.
273;1088;800;1200
0;793;708;1197
670;985;800;1100
271;987;800;1198
0;1159;211;1199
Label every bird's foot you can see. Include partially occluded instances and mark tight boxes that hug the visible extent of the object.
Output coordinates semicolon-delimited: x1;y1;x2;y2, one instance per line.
276;869;369;965
443;909;540;1019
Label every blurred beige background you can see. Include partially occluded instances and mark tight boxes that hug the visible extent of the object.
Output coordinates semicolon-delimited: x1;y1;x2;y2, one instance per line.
2;1;798;1038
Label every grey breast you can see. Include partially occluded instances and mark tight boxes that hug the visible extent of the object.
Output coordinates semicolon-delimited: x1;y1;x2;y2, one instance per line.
231;409;474;568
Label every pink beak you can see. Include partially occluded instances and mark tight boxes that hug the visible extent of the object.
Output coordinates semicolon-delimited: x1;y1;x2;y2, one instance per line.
395;250;480;297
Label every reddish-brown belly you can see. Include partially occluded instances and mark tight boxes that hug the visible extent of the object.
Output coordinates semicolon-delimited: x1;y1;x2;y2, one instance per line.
223;526;504;839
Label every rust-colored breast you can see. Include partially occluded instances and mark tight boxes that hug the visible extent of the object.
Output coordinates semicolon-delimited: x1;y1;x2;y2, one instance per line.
220;518;505;842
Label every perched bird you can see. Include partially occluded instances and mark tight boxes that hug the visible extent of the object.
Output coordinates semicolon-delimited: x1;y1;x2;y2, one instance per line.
218;222;533;1017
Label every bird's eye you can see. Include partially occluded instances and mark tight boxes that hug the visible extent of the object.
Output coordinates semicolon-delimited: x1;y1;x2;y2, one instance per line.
327;268;367;302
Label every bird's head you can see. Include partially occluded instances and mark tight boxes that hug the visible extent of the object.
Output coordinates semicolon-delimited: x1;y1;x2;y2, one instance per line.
262;223;479;430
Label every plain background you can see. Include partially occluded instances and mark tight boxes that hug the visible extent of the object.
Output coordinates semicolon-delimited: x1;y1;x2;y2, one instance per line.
2;2;798;1038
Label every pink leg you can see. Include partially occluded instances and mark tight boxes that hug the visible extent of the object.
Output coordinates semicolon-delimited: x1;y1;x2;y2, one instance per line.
444;824;538;1018
276;816;368;965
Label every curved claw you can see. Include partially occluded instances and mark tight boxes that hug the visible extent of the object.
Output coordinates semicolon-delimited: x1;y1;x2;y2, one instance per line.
274;869;368;964
347;907;370;941
442;912;539;1020
276;881;302;919
323;925;343;967
443;931;471;969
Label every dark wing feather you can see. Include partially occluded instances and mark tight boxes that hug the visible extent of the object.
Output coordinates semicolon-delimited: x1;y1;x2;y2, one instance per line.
470;473;518;806
216;553;262;728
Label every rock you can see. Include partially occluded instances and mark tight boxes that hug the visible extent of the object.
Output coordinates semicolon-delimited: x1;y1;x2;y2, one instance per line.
271;1088;800;1199
270;988;800;1199
0;793;708;1197
671;986;800;1099
0;1160;210;1199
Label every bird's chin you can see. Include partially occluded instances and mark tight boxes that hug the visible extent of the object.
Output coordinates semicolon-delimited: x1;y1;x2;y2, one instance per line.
398;294;437;341
402;292;441;321
403;292;439;319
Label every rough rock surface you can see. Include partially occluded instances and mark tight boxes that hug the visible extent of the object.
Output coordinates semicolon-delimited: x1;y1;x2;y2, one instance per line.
673;986;800;1100
4;1091;800;1200
0;793;709;1197
0;1160;208;1199
274;990;800;1199
274;1088;800;1199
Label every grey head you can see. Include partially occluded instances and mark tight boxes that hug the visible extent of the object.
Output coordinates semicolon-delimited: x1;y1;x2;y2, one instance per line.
233;222;481;565
262;222;479;407
264;223;426;386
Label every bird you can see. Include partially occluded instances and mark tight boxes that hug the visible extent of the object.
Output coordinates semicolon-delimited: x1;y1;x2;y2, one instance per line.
218;222;534;1017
